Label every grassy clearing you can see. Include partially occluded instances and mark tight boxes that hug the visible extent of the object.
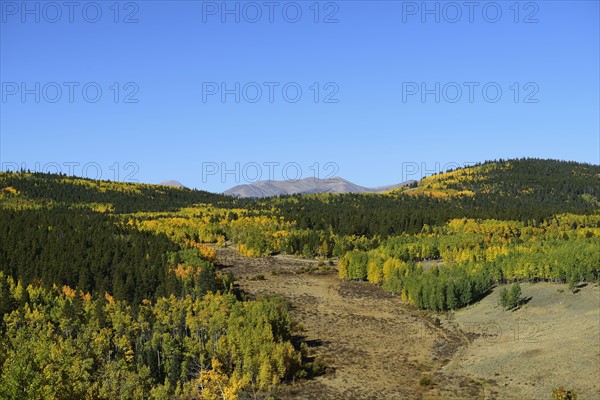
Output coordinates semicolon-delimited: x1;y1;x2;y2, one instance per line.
441;282;600;399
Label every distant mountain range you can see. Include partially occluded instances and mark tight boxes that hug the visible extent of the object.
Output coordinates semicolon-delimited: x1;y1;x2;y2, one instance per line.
223;177;416;198
159;180;186;188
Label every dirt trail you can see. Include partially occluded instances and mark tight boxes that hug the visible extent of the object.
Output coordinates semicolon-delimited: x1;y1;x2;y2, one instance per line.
215;247;483;399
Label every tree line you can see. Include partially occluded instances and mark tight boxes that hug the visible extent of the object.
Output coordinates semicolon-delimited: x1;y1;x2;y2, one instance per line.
338;215;600;310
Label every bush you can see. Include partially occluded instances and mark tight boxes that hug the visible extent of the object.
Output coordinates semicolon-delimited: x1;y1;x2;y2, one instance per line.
552;387;577;400
419;376;433;388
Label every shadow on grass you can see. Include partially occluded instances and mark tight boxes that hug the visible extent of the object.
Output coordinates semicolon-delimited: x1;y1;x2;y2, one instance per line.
572;282;588;294
519;296;533;307
291;334;331;379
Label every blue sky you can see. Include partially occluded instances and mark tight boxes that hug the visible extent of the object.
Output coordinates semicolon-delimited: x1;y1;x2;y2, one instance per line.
1;0;599;192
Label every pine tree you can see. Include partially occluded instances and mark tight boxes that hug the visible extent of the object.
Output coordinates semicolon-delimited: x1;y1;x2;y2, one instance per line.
509;283;522;309
499;287;510;309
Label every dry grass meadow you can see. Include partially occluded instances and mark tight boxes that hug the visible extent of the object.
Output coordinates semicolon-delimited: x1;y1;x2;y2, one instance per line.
215;246;600;399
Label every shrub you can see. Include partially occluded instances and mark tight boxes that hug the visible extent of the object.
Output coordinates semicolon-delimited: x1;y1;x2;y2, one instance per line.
552;387;577;400
419;376;433;388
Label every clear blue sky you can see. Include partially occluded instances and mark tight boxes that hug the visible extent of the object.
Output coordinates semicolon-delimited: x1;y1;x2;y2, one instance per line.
1;0;599;192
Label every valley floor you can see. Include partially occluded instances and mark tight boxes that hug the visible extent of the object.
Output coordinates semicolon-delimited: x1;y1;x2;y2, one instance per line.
215;247;600;399
216;247;483;399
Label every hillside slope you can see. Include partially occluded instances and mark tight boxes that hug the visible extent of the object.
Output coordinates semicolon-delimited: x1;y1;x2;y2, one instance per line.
266;159;600;237
0;172;242;212
397;158;599;199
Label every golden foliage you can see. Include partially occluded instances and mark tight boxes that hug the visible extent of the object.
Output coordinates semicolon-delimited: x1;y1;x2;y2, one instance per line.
173;263;202;280
187;242;217;263
61;285;76;298
80;291;92;302
0;186;19;196
195;358;248;400
104;292;115;305
367;258;382;284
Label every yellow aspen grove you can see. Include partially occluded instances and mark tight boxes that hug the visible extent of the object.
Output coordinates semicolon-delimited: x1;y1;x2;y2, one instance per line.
367;258;383;284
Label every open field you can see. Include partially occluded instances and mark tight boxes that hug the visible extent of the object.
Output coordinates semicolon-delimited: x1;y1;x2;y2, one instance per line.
215;246;484;399
215;246;600;399
440;283;600;400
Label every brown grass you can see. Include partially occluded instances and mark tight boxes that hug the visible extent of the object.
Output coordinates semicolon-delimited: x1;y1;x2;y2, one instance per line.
215;247;482;399
439;283;600;399
214;246;599;399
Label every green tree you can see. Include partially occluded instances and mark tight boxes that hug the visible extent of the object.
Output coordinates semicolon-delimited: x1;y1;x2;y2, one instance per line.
500;283;522;310
499;287;510;309
509;283;522;309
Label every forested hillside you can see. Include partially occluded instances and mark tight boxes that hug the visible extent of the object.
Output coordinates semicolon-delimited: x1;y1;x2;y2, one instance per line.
0;158;598;398
0;207;179;304
263;158;600;237
0;173;300;399
0;171;244;212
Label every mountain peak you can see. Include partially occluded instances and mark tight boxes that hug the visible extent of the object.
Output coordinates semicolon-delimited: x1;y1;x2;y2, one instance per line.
223;177;414;198
159;180;186;188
